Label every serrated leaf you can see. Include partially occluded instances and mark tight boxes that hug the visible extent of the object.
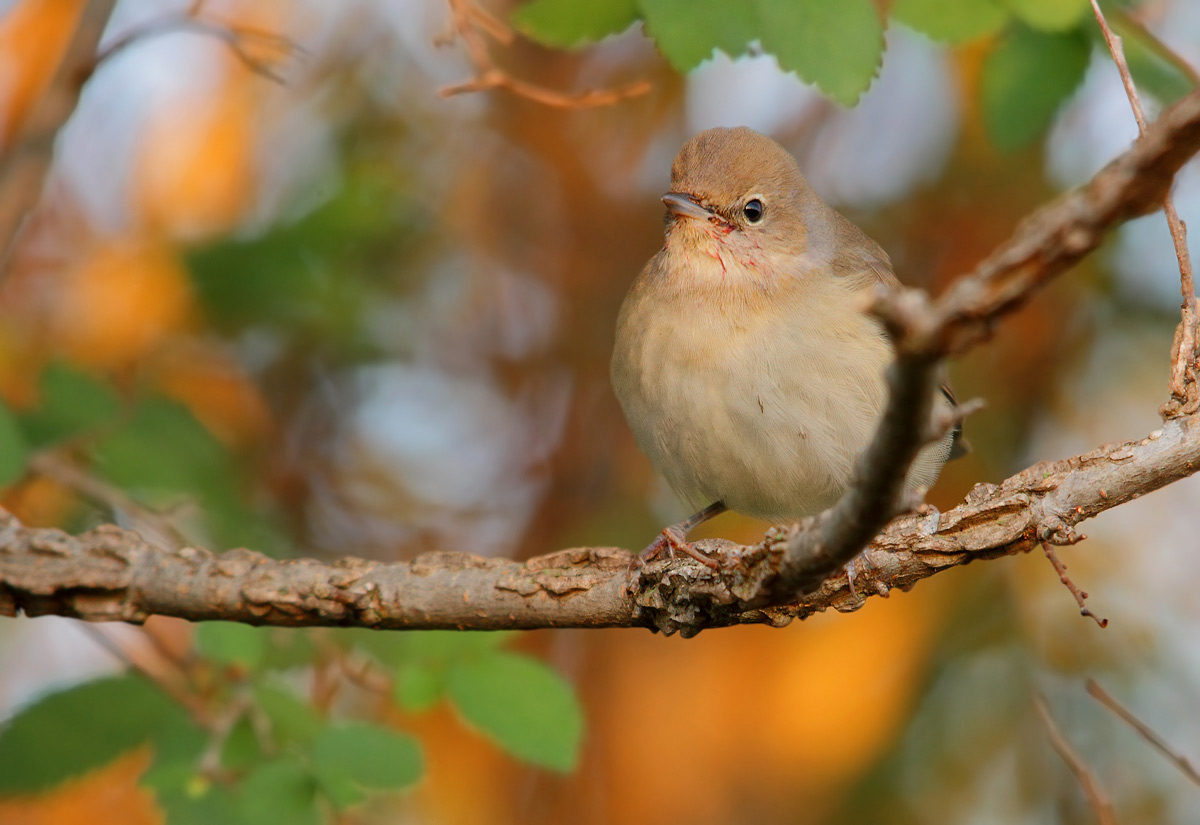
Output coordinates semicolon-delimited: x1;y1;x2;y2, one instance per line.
196;622;268;669
512;0;639;47
447;651;583;772
1003;0;1088;32
981;25;1090;150
254;683;324;748
0;675;192;793
639;0;757;70
754;0;884;105
892;0;1009;44
237;759;320;825
311;722;423;809
0;399;29;485
20;363;123;447
393;663;444;712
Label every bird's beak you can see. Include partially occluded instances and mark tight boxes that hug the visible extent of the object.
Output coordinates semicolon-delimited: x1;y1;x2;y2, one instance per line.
662;192;716;222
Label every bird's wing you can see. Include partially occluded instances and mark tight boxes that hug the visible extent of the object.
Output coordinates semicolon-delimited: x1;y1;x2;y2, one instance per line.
825;209;901;292
827;211;971;461
939;383;971;460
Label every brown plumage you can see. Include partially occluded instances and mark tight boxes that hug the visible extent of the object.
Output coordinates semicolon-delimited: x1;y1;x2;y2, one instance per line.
611;127;961;562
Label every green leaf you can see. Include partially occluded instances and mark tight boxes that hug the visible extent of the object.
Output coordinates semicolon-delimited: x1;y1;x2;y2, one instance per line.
236;759;320;825
151;776;244;825
88;394;285;553
0;675;192;792
393;663;444;712
755;0;885;105
639;0;757;70
91;396;228;496
892;0;1009;44
0;399;29;485
1002;0;1088;32
254;683;324;749
349;628;514;667
220;718;265;771
311;722;423;809
512;0;639;47
196;622;268;669
20;363;122;447
447;651;583;772
980;25;1090;150
185;172;407;350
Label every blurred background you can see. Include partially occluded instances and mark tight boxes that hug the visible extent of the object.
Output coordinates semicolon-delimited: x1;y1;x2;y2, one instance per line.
1;0;1199;823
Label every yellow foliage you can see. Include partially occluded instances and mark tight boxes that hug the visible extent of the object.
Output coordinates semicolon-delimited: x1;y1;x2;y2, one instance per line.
50;237;193;369
0;0;85;143
134;72;259;238
0;746;162;825
148;345;273;447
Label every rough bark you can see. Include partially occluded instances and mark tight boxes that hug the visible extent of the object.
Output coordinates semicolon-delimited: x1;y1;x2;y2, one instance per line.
2;414;1197;636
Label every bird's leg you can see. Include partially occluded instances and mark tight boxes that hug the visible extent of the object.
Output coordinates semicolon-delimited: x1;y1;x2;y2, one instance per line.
844;550;880;601
638;501;727;569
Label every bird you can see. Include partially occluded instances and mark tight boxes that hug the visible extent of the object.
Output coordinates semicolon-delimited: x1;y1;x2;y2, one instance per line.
610;126;964;568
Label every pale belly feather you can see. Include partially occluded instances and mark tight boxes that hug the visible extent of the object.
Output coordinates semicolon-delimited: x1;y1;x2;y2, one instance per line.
614;289;893;522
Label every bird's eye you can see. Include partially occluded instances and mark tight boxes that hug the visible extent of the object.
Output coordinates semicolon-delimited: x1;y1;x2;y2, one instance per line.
742;198;764;224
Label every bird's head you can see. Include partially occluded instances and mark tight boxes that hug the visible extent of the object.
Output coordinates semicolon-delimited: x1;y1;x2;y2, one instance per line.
660;127;816;288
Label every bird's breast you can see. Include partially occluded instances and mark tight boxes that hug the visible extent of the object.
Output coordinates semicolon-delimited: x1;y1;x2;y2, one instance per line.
612;273;892;521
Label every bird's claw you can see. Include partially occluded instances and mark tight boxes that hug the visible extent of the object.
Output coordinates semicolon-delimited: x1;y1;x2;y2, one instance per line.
845;549;888;601
916;504;941;535
632;526;720;569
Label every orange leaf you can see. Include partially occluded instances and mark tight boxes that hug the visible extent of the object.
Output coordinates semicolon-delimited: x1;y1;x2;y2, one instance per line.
51;237;193;369
0;0;86;144
0;746;162;825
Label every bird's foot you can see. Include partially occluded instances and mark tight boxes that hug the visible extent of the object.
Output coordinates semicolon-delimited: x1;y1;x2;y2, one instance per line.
916;503;941;535
634;524;720;569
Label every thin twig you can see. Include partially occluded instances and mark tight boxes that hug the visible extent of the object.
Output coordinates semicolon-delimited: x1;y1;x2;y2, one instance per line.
1041;543;1108;628
28;450;189;551
77;623;206;720
339;654;392;694
0;0;118;278
1036;696;1119;825
1089;0;1199;415
96;16;303;84
1086;678;1200;786
439;0;651;109
1109;5;1200;89
439;72;653;108
196;689;252;781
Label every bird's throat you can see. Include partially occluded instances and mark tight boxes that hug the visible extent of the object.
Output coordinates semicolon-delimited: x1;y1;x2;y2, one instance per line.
663;222;773;292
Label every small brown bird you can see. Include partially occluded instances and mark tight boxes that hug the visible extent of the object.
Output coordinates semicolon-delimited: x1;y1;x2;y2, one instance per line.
611;127;963;565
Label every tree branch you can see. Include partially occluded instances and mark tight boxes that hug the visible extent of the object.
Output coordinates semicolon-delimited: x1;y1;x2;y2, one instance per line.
768;84;1200;602
0;0;116;275
1036;696;1118;825
2;412;1199;634
1089;0;1198;418
5;83;1200;636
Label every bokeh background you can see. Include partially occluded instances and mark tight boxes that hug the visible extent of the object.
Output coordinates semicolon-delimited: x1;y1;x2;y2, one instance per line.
1;0;1199;823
